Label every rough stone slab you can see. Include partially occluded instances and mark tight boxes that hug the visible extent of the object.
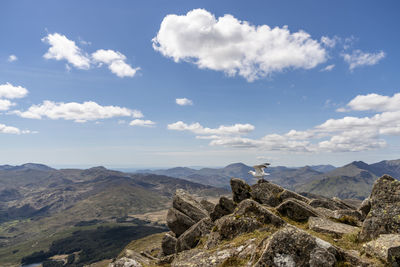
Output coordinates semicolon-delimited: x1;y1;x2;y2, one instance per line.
250;180;284;207
161;232;177;256
176;218;214;252
173;189;209;222
254;225;338;267
166;208;196;237
363;234;400;265
276;198;319;222
360;175;400;241
279;189;310;203
309;217;359;238
230;178;251;203
210;196;236;221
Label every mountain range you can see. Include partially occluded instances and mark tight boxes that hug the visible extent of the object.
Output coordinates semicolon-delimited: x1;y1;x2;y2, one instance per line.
137;159;400;199
0;164;226;265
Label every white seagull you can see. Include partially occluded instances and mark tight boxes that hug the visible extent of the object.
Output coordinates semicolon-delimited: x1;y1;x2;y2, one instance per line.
248;163;271;180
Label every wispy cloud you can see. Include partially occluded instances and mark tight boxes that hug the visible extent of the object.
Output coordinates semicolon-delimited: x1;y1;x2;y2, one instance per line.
129;119;156;127
12;100;143;123
342;50;385;70
175;98;193;106
8;54;18;62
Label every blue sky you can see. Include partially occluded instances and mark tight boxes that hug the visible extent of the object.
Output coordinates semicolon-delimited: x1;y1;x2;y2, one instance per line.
1;0;399;168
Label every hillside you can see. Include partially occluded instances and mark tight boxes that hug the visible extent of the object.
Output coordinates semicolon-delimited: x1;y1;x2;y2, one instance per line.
298;159;400;199
0;164;227;266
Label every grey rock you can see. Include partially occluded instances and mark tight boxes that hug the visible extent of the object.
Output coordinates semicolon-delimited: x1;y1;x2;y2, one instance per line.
308;217;359;238
212;199;284;241
235;199;285;227
363;234;400;266
210;196;236;221
176;218;214;252
161;232;177;256
173;189;209;222
254;226;338;267
230;178;251;203
359;198;371;221
200;199;215;214
276;198;319;222
250;180;284;207
332;209;363;226
109;257;142;267
279;189;310;203
166;208;196;236
360;175;400;241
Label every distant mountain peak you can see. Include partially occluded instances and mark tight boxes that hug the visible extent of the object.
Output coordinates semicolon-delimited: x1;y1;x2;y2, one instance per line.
349;161;370;169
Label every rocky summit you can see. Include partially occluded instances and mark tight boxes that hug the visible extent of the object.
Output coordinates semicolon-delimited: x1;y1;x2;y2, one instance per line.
111;175;400;267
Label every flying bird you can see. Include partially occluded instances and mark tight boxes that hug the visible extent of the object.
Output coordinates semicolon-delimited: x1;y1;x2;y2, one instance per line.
249;163;271;180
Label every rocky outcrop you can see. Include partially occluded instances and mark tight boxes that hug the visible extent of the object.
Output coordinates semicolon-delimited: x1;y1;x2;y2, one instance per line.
254;226;339;267
360;175;400;240
230;178;251;203
161;232;177;256
200;199;215;214
308;217;359;238
173;189;209;222
210;196;236;221
279;189;310;203
276;198;319;222
363;234;400;265
332;209;363;226
166;208;195;236
359;198;371;220
250;180;284;207
109;257;142;267
212;199;285;241
176;218;214;252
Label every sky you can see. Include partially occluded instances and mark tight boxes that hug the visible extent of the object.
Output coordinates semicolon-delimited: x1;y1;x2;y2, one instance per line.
1;0;400;168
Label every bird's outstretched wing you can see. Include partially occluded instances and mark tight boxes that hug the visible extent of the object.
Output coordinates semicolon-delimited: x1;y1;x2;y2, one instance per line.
253;163;270;176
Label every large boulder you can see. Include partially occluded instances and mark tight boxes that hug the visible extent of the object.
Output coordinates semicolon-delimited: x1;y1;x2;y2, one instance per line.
166;208;196;236
254;226;338;267
332;209;363;226
200;199;215;215
360;175;400;240
230;178;251;203
210;196;236;221
173;189;209;222
308;217;359;238
276;198;319;222
212;199;285;241
359;198;371;221
250;180;284;207
279;189;310;203
235;199;285;227
161;232;177;256
363;234;400;265
176;218;214;252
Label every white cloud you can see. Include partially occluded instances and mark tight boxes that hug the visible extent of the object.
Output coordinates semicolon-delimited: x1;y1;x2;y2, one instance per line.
320;36;338;48
168;93;400;153
13;100;143;123
340;93;400;112
153;9;327;82
0;99;15;111
129;119;156;127
0;123;34;135
42;33;140;77
321;64;335;72
42;33;91;69
0;83;28;99
342;49;385;70
92;49;140;78
176;98;193;106
8;54;17;62
168;121;255;135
